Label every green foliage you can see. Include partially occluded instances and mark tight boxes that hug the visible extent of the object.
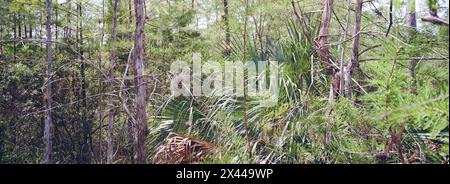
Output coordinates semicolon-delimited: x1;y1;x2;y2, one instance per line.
0;0;448;164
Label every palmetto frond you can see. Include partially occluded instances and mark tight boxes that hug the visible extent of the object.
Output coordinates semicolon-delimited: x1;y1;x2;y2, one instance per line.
153;134;214;164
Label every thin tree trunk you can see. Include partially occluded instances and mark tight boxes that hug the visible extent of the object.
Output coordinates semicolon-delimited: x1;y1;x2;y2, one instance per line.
67;0;72;37
39;0;44;52
13;13;17;62
127;0;135;163
408;0;418;94
143;0;147;23
97;0;106;164
316;0;339;98
78;2;92;164
0;25;2;54
222;0;231;55
43;0;53;164
128;0;133;39
107;0;119;164
338;0;351;96
55;3;58;40
344;0;362;98
242;0;252;160
18;17;22;39
24;24;27;39
13;25;17;62
132;0;149;164
29;23;32;38
192;0;198;26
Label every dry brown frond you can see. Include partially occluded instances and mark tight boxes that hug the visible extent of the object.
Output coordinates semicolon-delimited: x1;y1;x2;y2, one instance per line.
153;134;214;164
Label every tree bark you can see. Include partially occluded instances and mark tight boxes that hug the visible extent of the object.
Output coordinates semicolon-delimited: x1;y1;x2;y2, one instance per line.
24;24;27;39
132;0;149;164
0;25;2;54
78;2;92;164
316;0;339;98
126;0;135;163
128;0;133;39
222;0;231;55
242;0;252;160
12;26;17;62
344;0;362;97
55;3;58;40
107;0;119;164
29;23;32;38
97;0;106;164
44;0;53;164
338;0;351;96
18;17;22;39
67;0;72;37
408;0;418;94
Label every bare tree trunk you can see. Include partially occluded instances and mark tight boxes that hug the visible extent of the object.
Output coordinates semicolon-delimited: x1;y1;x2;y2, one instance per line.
192;0;198;26
143;0;147;23
67;0;72;37
78;2;92;164
24;24;27;39
316;0;339;98
408;1;417;28
132;0;149;164
97;0;106;164
44;0;53;164
126;0;135;163
107;0;119;164
242;0;252;160
128;0;133;39
55;3;58;40
18;17;22;39
408;0;418;94
40;1;43;52
0;25;2;54
12;26;17;62
338;0;351;96
12;13;17;62
29;23;32;38
344;0;362;98
222;0;231;55
253;15;265;59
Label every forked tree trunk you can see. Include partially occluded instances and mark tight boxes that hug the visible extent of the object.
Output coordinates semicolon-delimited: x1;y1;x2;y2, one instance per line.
132;0;149;164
